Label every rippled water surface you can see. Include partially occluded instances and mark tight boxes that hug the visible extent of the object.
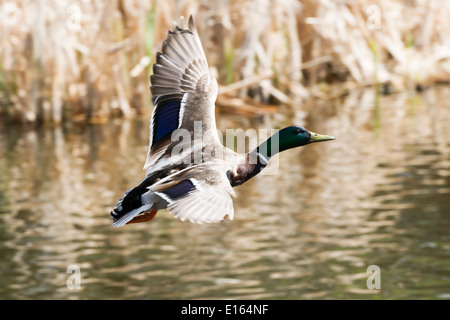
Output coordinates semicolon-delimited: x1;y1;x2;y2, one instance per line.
1;87;450;299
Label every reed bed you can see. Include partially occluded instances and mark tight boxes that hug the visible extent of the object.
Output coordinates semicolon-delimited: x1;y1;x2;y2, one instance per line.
0;0;449;124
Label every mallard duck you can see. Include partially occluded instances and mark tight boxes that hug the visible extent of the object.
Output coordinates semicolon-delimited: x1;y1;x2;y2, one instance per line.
111;16;335;227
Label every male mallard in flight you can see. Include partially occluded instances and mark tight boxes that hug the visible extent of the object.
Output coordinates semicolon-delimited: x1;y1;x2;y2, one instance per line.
111;16;335;227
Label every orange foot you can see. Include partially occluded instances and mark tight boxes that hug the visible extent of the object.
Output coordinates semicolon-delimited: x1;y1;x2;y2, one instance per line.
126;208;158;225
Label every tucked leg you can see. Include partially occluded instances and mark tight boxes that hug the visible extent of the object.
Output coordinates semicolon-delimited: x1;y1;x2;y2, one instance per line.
126;208;158;224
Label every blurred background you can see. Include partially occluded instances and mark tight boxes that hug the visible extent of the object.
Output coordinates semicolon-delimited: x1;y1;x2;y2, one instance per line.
1;0;449;123
0;0;449;299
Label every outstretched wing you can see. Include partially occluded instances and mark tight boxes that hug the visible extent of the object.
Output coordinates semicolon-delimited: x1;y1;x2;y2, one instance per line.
150;164;236;224
144;16;220;171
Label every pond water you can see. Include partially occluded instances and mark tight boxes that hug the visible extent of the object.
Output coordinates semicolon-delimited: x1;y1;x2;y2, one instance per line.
0;86;449;300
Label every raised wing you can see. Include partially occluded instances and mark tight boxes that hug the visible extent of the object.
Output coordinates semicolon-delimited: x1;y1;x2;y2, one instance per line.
144;16;220;171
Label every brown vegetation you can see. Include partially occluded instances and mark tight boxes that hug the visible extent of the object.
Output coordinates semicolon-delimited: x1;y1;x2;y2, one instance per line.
0;0;449;124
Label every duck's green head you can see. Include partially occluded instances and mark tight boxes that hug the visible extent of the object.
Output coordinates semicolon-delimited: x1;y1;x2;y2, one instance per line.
257;125;335;159
280;125;335;149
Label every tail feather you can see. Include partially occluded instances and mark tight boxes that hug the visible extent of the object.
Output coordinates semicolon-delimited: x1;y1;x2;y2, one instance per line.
111;204;153;228
111;179;156;227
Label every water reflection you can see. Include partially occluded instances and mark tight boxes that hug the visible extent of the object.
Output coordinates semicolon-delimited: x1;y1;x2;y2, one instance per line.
0;87;449;299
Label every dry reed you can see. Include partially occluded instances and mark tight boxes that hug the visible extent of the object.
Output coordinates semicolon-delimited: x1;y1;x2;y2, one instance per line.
0;0;449;124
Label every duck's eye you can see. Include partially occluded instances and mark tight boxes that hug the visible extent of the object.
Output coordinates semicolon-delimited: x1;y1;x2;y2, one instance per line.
296;128;305;134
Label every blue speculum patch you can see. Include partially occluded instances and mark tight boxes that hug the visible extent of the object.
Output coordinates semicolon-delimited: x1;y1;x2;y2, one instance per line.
152;100;181;144
163;180;196;200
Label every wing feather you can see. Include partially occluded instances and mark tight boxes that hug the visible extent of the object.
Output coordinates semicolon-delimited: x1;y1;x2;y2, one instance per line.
167;184;234;224
151;164;236;224
144;16;219;171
